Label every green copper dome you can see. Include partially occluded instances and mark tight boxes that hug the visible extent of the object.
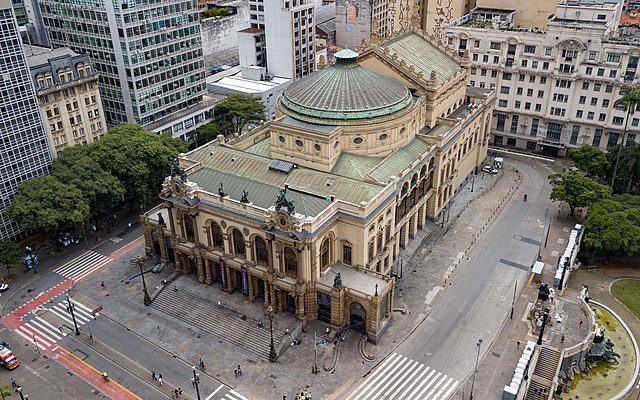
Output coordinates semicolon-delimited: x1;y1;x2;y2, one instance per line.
279;50;414;125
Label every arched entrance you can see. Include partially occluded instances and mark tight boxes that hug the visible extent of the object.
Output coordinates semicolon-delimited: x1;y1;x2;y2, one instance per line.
349;302;367;334
317;292;331;323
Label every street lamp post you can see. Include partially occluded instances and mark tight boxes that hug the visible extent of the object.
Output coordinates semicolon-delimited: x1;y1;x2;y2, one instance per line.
191;365;201;400
469;338;483;400
137;255;152;306
66;294;81;336
510;279;517;320
267;305;277;362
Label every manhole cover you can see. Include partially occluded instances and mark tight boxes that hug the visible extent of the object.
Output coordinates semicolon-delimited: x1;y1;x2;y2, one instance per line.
492;352;502;358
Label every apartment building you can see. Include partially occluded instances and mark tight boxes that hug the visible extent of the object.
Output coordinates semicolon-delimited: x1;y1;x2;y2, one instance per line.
239;0;316;80
446;0;639;156
0;0;52;240
40;0;211;139
418;0;475;38
25;45;107;157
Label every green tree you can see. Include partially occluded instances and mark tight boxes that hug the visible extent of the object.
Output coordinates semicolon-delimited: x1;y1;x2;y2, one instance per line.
583;199;640;256
53;155;124;217
568;145;610;178
89;124;181;209
159;133;188;154
5;176;89;235
192;122;220;146
0;240;20;276
214;94;265;136
611;86;640;191
549;171;612;217
0;384;11;399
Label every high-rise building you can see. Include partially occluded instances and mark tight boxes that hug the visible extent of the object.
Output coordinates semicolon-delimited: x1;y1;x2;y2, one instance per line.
11;0;28;25
25;45;108;157
0;0;52;240
39;0;211;139
419;0;475;37
238;0;316;80
445;0;638;156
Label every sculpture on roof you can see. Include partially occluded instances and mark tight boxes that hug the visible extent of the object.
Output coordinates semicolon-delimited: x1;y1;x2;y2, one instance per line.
275;187;295;214
333;272;342;289
170;158;187;182
240;190;250;204
157;212;165;226
218;183;226;197
537;282;551;301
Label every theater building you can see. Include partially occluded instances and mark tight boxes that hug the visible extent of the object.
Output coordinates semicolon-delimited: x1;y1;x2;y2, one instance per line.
141;28;495;343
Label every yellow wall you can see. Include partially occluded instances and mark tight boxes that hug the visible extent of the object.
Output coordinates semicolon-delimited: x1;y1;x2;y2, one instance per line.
476;0;558;29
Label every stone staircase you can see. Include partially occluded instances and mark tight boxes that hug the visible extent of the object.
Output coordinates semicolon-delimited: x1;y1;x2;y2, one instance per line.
152;289;286;359
524;346;563;400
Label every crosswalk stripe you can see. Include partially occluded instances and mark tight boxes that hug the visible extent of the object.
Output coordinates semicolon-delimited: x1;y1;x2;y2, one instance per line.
366;356;411;397
204;384;223;400
26;319;62;341
47;306;75;325
383;360;421;398
17;325;51;348
60;302;91;323
65;299;98;315
72;258;112;282
34;316;67;337
54;251;105;276
227;390;249;400
14;328;46;350
348;352;399;399
419;373;448;400
438;379;459;400
53;304;86;325
403;369;438;400
24;322;58;343
350;353;402;400
432;377;454;400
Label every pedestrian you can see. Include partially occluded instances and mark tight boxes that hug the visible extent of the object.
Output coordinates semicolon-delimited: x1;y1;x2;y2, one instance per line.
174;388;180;398
158;373;163;386
178;388;183;397
561;333;565;342
152;371;156;380
217;299;222;307
237;365;242;376
234;368;238;378
517;339;521;349
199;358;205;370
10;377;15;387
58;325;64;334
101;281;106;290
579;319;583;326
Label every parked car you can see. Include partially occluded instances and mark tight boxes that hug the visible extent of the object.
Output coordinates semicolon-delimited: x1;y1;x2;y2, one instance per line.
0;284;8;293
482;165;498;174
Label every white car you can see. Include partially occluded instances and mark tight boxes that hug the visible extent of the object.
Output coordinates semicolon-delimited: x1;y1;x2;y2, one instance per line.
482;165;498;174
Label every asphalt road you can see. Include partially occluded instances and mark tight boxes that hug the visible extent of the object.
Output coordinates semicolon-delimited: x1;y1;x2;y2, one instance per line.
398;159;556;387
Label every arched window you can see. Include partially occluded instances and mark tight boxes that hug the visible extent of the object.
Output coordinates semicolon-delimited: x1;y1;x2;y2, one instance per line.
183;214;195;242
232;229;246;258
320;238;330;271
210;222;224;249
410;174;418;188
420;165;427;179
284;247;297;275
255;236;268;265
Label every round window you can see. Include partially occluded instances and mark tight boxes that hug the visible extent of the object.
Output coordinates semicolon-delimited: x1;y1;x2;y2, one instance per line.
400;127;406;135
314;144;321;151
379;133;388;141
278;135;285;143
295;139;304;147
354;137;364;145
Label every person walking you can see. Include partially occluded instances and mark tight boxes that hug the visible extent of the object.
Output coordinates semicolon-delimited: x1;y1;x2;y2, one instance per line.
158;373;164;386
152;371;156;381
237;365;242;376
199;358;205;370
234;368;238;378
516;340;521;349
10;377;16;387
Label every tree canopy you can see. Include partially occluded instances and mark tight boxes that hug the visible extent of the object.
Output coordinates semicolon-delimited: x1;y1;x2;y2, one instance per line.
568;145;610;178
549;171;611;216
606;143;640;194
583;199;640;256
0;240;20;269
213;94;265;136
191;122;220;146
5;176;89;235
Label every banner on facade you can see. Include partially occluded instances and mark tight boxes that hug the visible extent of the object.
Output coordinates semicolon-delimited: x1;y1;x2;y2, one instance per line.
219;258;227;289
241;267;249;296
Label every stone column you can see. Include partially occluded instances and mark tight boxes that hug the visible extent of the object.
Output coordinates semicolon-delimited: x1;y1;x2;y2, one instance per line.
204;258;212;285
167;204;176;237
367;299;380;344
224;265;233;293
223;233;232;256
296;248;304;285
195;256;204;284
420;203;428;228
269;283;276;309
264;280;271;308
403;223;410;247
142;222;154;254
330;287;346;328
174;250;183;272
296;292;306;320
158;232;169;262
266;237;275;274
277;289;285;313
248;274;255;302
410;214;418;238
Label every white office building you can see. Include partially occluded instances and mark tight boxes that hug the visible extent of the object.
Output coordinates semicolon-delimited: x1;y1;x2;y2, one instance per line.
0;0;52;240
445;0;639;156
239;0;316;80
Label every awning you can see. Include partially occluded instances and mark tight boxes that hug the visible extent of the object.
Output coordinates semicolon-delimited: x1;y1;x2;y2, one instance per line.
532;261;545;274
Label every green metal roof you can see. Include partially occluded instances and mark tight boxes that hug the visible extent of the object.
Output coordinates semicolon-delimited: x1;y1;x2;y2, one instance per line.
186;145;384;205
276;116;338;134
244;138;271;157
331;152;383;181
422;124;454;137
188;167;331;217
279;52;414;125
368;137;432;182
381;32;461;84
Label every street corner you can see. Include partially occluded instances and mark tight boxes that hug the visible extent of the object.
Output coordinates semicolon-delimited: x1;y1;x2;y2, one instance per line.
52;345;141;400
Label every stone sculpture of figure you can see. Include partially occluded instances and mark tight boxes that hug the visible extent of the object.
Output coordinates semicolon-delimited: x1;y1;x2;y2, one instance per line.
333;272;342;289
275;187;295;214
218;183;226;197
538;283;551;301
170;158;187;181
157;212;165;225
240;190;249;204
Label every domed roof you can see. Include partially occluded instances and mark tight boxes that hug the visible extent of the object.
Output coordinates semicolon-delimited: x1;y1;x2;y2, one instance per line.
279;50;413;125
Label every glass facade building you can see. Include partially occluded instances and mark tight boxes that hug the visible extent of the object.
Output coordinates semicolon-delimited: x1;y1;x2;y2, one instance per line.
0;0;52;240
40;0;206;127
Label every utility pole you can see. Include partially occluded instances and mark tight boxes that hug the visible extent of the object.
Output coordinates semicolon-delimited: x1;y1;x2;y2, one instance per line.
469;338;483;400
510;280;517;319
66;294;81;335
137;255;152;306
191;366;201;400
